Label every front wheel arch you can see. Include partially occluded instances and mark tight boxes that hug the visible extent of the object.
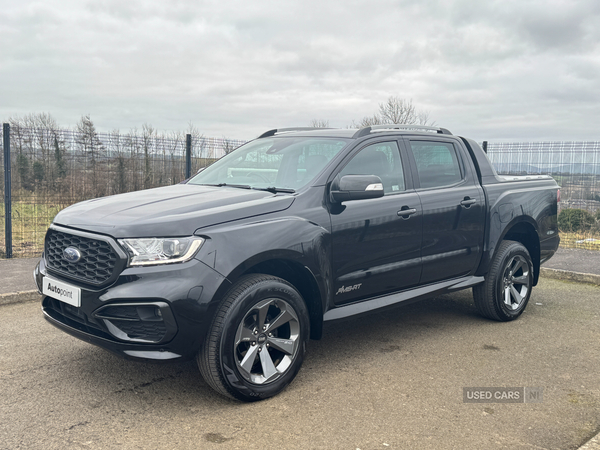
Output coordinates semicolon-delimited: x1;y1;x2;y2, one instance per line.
197;274;310;401
237;258;325;340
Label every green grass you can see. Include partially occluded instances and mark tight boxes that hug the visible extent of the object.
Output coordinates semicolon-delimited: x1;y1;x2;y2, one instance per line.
1;198;600;258
559;231;600;250
0;200;63;258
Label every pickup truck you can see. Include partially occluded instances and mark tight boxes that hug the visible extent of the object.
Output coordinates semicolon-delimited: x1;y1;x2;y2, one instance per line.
35;125;560;401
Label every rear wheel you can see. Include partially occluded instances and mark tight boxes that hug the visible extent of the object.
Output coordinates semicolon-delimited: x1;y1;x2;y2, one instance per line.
473;240;533;321
197;274;309;401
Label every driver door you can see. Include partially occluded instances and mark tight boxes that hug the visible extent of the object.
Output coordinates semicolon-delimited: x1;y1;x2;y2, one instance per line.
329;140;423;305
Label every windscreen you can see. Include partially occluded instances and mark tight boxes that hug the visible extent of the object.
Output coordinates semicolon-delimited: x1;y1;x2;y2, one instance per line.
188;137;349;190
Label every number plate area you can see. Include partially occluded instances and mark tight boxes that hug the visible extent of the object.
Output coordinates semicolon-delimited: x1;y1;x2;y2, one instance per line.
43;276;81;307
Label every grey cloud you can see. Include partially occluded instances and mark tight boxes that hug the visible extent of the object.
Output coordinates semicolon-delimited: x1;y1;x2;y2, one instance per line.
1;0;600;141
516;7;599;52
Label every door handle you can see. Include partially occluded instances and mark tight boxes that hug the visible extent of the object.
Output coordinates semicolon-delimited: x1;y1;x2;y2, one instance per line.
460;198;477;207
397;207;417;218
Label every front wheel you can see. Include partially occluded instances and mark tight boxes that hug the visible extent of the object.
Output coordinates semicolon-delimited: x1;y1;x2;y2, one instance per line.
197;274;309;401
473;240;534;321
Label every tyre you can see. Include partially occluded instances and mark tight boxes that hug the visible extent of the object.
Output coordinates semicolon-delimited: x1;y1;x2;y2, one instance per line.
473;240;533;321
197;274;309;401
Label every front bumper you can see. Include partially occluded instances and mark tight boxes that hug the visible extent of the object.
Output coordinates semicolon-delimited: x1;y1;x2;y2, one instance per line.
36;254;230;361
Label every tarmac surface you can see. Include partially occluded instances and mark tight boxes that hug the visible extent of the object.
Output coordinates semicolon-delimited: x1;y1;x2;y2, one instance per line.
1;277;599;449
1;247;599;449
0;256;39;295
541;248;600;277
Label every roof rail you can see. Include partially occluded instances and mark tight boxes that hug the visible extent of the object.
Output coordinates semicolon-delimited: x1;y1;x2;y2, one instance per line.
352;124;452;139
257;127;332;139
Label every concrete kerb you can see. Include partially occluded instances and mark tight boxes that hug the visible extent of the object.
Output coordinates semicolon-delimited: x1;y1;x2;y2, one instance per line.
540;267;600;286
579;433;600;450
0;290;42;307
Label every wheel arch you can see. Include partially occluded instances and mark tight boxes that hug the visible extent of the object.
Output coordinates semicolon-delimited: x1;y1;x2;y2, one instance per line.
222;253;325;340
499;219;541;286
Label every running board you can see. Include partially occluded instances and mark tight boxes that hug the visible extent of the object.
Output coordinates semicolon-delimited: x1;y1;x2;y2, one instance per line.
323;276;484;321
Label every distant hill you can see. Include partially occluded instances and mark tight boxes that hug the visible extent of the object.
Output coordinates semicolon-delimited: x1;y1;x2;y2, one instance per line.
491;162;600;175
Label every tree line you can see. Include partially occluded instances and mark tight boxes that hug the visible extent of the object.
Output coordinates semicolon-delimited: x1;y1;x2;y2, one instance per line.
2;114;243;203
2;96;431;203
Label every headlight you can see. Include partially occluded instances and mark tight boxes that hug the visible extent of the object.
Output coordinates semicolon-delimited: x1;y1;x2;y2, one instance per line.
118;237;204;266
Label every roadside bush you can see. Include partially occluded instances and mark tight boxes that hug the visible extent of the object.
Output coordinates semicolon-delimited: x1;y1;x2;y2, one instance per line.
558;208;595;232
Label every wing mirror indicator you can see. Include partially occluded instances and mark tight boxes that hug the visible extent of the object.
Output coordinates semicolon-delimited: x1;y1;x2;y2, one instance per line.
330;175;384;203
365;183;383;191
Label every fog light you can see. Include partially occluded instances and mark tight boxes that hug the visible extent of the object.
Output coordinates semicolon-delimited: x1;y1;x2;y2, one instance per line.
136;305;163;322
93;302;177;343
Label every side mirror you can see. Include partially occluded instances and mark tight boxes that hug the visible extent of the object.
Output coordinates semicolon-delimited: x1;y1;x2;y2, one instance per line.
330;175;384;203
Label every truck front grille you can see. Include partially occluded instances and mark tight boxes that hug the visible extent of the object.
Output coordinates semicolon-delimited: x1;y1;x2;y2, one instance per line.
45;228;121;286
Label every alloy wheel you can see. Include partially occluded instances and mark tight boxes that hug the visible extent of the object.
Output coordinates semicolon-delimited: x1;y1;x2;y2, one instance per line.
234;298;300;384
501;255;530;311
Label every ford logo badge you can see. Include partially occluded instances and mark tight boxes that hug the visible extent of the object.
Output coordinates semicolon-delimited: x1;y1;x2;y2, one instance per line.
63;247;82;263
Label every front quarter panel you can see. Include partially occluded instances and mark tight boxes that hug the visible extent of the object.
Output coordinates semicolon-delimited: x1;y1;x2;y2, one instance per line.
196;216;332;314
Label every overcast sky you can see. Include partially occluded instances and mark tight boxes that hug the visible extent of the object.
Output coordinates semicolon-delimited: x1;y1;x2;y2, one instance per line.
1;0;600;142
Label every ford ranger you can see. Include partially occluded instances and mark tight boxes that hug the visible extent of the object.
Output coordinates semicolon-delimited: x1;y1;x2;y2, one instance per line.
35;125;560;401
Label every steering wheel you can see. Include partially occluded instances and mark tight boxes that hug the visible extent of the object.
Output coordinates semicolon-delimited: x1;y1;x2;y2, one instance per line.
245;172;271;183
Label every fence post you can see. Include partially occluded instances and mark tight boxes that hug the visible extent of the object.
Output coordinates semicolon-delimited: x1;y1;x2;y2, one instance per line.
3;123;12;259
482;141;488;154
185;134;192;179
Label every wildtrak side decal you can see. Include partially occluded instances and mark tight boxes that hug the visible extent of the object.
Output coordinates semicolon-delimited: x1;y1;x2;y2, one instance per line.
335;284;362;295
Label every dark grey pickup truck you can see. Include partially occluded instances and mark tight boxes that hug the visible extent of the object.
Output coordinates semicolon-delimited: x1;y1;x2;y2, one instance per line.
35;125;560;401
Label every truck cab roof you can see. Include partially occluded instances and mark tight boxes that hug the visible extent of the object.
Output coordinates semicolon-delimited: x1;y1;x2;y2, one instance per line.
256;125;453;140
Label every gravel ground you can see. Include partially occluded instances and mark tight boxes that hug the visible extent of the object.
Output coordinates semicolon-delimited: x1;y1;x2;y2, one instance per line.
1;278;599;450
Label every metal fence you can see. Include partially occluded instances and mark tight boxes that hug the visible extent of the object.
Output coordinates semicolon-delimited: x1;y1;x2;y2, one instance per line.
1;124;245;258
485;141;600;214
2;130;600;259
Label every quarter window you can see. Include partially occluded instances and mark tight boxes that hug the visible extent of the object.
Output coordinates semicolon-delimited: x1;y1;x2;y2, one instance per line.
409;141;462;188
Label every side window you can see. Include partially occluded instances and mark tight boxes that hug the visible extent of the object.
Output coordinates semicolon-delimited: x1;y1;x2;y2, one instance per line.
339;141;405;194
408;141;462;189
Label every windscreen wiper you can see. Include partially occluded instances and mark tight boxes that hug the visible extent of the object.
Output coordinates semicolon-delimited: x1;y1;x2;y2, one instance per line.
200;183;251;189
253;186;296;194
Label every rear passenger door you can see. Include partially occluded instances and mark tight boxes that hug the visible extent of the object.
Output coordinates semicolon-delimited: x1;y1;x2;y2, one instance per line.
403;138;485;284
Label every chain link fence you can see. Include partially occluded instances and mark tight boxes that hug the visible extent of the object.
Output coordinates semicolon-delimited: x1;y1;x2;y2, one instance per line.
0;124;245;258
